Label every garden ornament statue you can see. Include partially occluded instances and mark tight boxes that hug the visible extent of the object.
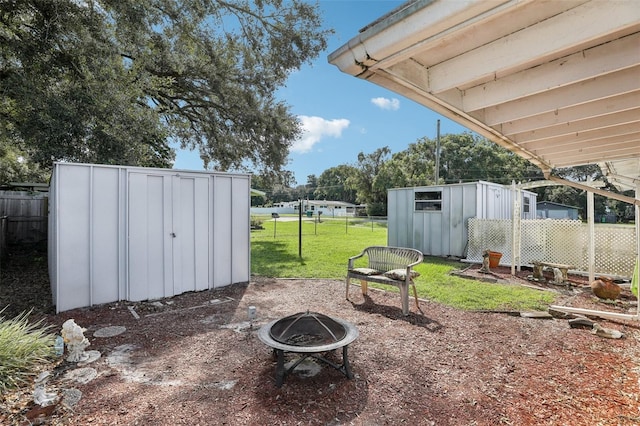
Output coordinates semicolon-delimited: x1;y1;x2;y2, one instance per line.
33;371;57;407
479;250;491;273
61;319;90;362
551;267;564;285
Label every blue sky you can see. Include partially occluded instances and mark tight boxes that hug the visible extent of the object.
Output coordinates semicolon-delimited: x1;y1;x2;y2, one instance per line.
172;0;470;185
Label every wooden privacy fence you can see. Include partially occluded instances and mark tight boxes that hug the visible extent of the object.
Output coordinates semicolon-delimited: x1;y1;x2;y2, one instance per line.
0;191;48;248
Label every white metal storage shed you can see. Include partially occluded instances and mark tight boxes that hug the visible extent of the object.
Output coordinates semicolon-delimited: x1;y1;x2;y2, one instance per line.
48;162;250;313
388;181;537;257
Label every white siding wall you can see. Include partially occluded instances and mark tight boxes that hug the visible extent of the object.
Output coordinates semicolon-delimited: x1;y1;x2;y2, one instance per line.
49;163;250;312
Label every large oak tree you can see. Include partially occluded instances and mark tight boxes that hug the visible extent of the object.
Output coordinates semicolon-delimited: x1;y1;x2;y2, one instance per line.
0;0;330;182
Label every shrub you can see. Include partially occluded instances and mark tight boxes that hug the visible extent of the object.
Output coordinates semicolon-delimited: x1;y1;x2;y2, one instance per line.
0;309;55;392
250;216;264;229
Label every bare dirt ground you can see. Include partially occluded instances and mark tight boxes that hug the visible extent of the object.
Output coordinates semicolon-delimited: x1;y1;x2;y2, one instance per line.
1;246;639;425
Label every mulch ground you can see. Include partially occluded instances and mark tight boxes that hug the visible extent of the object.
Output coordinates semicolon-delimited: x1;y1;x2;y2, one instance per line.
1;246;639;425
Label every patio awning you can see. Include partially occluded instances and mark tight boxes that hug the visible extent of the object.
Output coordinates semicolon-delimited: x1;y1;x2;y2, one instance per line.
328;0;640;197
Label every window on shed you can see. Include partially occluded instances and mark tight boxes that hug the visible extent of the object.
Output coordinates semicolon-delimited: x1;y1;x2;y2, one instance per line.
523;196;530;213
415;190;442;211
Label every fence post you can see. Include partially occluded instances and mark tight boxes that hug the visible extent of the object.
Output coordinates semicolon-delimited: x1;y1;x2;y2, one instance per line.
0;216;7;282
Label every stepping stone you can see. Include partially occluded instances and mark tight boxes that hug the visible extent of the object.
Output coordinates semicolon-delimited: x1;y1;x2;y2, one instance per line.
592;324;624;339
93;326;126;338
62;389;82;408
64;367;97;384
77;350;101;366
548;308;576;319
520;311;553;319
568;317;595;329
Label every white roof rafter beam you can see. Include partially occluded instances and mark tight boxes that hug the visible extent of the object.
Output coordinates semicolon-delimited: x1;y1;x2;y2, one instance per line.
529;137;640;159
499;91;640;135
545;177;639;206
510;108;640;143
553;151;640;168
519;122;640;149
483;66;640;127
462;32;640;112
426;0;640;93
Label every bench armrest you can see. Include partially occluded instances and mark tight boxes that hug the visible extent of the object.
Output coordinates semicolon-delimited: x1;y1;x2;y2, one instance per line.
348;251;366;269
404;254;424;283
407;258;423;269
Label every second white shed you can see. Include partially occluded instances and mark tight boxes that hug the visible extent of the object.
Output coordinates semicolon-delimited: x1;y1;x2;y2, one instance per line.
48;162;251;312
388;181;537;257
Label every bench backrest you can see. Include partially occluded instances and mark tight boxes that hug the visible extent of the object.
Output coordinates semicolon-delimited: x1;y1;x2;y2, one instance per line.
364;246;423;271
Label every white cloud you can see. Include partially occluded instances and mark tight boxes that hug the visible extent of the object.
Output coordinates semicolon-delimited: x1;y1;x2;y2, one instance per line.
371;97;400;111
291;116;350;154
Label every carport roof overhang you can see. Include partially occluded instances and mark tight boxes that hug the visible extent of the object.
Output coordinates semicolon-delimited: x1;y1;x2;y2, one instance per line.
328;0;640;202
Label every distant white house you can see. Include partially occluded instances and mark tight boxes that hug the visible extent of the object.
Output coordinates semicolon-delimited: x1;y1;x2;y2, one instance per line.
251;200;360;217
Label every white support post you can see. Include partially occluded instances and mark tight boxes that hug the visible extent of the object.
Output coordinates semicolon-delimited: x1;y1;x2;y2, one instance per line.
636;184;639;321
511;181;522;275
587;177;595;283
511;181;516;276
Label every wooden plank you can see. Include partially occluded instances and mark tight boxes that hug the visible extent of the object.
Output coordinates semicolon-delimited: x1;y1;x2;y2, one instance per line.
549;305;638;322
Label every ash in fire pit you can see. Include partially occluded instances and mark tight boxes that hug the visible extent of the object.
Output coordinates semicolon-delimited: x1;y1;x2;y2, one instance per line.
269;311;346;347
258;311;358;387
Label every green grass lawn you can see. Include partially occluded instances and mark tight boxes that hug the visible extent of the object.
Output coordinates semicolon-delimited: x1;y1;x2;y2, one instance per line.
411;259;555;311
251;217;556;311
251;216;387;278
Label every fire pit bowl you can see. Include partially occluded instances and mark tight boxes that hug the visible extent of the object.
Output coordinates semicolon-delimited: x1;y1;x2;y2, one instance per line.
269;311;347;347
258;311;358;387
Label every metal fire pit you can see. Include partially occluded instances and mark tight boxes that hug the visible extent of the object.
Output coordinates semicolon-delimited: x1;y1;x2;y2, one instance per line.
258;311;359;387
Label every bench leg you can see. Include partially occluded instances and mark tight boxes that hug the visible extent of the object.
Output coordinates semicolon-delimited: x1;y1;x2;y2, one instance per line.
411;283;419;311
399;283;409;316
360;279;368;296
346;276;351;300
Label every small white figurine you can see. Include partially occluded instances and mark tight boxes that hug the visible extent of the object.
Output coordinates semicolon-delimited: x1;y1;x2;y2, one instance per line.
33;371;57;407
551;267;564;284
61;319;90;362
479;250;491;273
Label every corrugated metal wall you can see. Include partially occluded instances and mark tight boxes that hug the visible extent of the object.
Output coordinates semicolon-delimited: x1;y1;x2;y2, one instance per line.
49;163;250;312
388;181;537;257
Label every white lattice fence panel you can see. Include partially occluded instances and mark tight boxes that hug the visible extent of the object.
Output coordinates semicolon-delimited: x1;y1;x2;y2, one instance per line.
467;218;637;278
467;219;512;265
588;225;637;277
520;220;584;267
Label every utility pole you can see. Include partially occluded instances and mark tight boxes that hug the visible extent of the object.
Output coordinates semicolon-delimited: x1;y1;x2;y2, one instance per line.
435;119;441;184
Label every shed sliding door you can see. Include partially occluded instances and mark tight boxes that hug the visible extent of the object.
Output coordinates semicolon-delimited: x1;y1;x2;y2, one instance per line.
128;172;210;301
